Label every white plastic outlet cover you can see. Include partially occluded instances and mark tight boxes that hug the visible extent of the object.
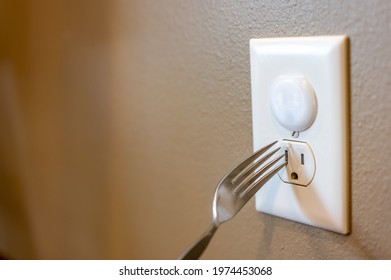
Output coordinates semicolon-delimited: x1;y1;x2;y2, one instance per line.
250;36;350;234
269;76;317;132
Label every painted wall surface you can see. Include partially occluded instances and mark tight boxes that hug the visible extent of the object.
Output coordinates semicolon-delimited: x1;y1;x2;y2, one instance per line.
0;0;390;259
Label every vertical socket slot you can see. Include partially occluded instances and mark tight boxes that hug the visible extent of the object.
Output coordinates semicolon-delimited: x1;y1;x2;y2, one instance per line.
301;153;305;165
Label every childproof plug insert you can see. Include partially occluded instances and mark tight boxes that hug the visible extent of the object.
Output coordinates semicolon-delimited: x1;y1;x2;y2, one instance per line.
269;76;317;133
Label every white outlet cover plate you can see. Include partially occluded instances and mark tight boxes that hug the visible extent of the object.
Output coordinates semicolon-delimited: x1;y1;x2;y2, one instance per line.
250;36;350;234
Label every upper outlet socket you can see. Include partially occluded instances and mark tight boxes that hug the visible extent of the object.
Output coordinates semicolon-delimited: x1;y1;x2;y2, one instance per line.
270;76;317;133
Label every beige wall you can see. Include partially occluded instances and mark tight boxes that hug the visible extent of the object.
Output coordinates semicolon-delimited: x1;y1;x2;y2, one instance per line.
0;0;390;259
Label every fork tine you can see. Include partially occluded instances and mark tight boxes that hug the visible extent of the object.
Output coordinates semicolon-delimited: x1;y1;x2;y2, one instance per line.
240;159;286;199
232;147;281;184
229;141;278;179
234;154;285;196
232;148;281;194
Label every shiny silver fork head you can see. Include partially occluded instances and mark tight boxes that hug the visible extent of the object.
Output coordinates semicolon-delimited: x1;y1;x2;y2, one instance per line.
212;141;286;225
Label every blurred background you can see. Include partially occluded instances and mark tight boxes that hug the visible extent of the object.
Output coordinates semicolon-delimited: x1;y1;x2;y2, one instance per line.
0;0;390;259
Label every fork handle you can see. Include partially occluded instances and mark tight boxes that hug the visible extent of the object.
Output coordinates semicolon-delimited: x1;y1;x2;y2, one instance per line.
178;224;218;260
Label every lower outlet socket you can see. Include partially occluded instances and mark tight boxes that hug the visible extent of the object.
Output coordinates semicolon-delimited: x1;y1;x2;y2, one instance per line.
278;140;316;187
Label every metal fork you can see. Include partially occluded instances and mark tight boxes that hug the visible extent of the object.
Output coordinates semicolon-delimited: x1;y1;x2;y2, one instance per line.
178;140;286;260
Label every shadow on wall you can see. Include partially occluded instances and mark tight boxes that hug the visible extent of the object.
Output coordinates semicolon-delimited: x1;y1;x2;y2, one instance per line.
0;0;141;259
0;0;36;259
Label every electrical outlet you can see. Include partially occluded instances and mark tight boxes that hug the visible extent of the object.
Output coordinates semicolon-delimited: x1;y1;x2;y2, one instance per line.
250;36;350;234
279;140;315;187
